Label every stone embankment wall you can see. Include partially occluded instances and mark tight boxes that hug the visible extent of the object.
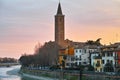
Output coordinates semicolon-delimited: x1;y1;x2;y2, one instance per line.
20;68;120;80
20;68;80;80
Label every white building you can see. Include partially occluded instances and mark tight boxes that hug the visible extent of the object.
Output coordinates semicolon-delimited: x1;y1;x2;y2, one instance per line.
90;45;118;72
90;51;100;67
65;55;74;68
74;45;98;66
102;51;115;67
101;46;116;72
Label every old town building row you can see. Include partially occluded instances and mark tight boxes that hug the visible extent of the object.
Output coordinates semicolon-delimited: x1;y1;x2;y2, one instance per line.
59;42;120;72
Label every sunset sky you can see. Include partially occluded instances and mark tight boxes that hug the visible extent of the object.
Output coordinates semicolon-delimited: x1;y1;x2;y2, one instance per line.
0;0;120;59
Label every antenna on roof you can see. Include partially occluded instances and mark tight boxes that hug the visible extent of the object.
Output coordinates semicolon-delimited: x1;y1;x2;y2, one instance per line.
116;33;118;42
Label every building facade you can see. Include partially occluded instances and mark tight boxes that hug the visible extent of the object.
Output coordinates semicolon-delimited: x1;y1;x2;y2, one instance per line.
74;45;98;66
91;43;120;72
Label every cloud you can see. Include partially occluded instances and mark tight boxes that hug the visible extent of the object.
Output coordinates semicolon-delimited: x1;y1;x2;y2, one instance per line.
0;0;55;43
64;0;120;27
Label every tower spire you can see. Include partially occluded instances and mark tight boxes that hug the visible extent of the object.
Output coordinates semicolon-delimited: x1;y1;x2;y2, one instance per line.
57;2;62;15
55;2;65;47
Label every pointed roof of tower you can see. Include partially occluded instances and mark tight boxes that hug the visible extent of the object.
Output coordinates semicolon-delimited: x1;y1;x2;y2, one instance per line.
57;3;63;15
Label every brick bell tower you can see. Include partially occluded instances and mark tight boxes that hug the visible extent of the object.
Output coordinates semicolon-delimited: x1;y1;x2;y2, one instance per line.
55;2;65;47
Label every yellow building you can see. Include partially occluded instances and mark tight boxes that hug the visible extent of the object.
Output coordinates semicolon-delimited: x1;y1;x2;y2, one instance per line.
93;56;102;72
58;47;74;68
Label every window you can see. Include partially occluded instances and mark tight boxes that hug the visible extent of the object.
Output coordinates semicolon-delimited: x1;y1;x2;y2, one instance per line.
79;50;81;53
83;62;87;64
79;55;81;59
102;60;104;64
107;60;109;63
84;49;86;53
79;62;81;65
97;61;100;64
71;57;74;61
76;50;78;53
76;56;78;58
75;56;78;60
102;53;105;57
75;62;77;66
84;59;86;61
110;52;113;56
96;61;100;67
107;53;110;57
66;63;70;66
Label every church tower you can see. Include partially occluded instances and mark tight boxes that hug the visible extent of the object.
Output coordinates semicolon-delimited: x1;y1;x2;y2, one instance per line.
55;3;65;47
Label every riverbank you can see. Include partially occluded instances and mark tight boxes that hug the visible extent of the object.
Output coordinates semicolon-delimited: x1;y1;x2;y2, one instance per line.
7;65;21;75
5;65;56;80
0;65;21;80
20;68;60;80
7;66;120;80
0;63;20;67
20;68;82;80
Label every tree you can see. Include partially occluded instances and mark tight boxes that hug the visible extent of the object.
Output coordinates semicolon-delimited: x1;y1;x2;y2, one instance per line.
86;40;94;45
35;41;60;66
104;63;114;72
86;38;102;46
19;41;61;68
34;42;42;54
95;38;102;46
0;57;17;63
87;65;95;71
19;54;35;67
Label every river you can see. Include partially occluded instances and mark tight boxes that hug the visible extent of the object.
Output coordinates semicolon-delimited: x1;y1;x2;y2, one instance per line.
0;65;54;80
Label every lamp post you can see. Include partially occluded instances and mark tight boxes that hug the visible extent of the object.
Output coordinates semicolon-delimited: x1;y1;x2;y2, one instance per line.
79;67;82;80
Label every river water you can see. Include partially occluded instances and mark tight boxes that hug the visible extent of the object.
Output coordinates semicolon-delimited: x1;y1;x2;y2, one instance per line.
0;65;47;80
